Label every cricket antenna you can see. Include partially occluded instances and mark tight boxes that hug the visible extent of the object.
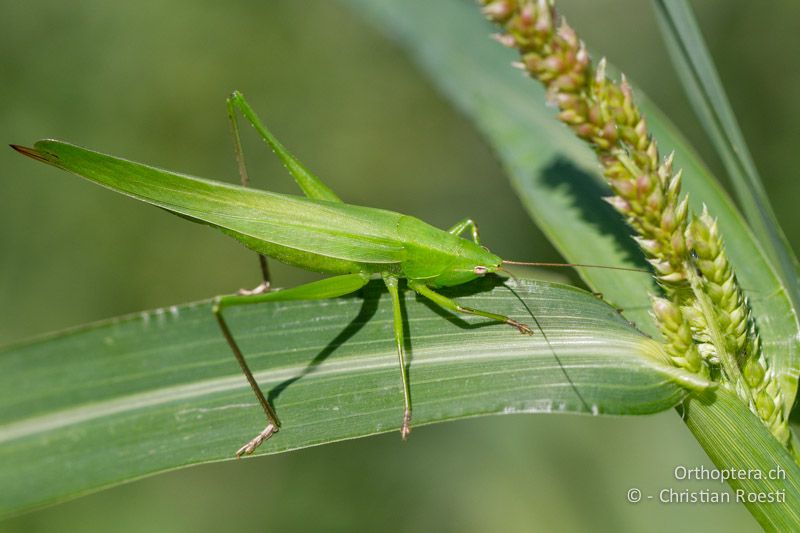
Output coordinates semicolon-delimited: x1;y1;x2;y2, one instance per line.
503;260;650;274
501;280;593;415
496;265;518;282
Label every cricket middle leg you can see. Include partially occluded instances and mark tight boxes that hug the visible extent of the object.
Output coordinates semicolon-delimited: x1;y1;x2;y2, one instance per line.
382;273;413;439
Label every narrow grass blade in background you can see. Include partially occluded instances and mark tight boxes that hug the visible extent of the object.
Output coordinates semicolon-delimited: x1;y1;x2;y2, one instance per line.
0;278;695;517
341;0;800;525
652;0;800;347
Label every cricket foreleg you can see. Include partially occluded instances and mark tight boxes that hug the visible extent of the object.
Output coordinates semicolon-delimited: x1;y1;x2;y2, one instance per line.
409;280;533;335
447;218;481;245
382;273;413;440
213;273;371;457
227;90;342;203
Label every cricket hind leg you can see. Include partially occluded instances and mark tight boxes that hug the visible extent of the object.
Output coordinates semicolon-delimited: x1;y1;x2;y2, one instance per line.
213;273;371;457
408;280;533;335
226;90;342;203
382;273;413;439
226;91;347;291
226;95;271;294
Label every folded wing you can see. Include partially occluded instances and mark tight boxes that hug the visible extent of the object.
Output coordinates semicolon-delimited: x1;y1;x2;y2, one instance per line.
23;140;407;264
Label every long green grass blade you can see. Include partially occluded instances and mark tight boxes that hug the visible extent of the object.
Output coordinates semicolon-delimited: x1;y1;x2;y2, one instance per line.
651;0;800;351
0;278;694;516
342;0;800;526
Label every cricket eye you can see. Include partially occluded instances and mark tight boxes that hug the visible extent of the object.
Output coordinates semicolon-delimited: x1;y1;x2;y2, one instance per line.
473;266;488;275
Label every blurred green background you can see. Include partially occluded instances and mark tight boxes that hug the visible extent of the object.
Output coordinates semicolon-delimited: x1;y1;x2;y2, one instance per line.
1;1;798;531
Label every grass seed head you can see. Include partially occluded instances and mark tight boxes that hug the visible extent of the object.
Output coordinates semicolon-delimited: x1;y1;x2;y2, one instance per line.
481;0;789;445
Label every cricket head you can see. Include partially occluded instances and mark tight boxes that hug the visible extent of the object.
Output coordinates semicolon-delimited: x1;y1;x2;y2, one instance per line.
431;239;502;288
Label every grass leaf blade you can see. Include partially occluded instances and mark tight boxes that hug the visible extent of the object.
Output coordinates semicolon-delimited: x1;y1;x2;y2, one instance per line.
0;279;693;516
685;390;800;529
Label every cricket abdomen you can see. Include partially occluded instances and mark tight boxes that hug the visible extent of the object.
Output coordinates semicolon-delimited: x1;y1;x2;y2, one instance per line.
222;228;371;275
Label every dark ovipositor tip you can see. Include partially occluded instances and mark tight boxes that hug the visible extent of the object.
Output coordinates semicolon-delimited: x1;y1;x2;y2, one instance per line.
10;144;50;163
